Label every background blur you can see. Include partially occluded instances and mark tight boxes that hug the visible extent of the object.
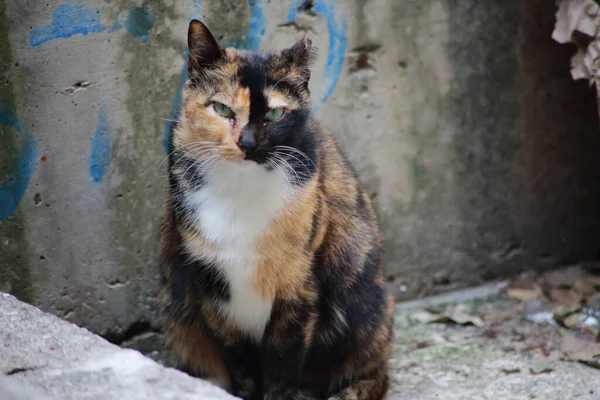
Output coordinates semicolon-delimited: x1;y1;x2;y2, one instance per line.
2;0;600;339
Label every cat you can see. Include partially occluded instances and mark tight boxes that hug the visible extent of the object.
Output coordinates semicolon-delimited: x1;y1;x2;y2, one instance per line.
158;19;394;400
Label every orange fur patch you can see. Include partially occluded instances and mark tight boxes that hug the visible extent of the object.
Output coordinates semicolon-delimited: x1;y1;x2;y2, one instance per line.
253;178;319;302
177;69;253;162
165;322;231;390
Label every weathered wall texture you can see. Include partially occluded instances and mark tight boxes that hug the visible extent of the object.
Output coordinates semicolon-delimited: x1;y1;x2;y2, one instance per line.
2;0;600;336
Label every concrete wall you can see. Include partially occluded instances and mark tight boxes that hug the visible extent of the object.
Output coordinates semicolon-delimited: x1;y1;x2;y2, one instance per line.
2;0;600;336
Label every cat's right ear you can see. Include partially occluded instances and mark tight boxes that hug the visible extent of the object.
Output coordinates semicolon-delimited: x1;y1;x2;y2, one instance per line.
188;20;222;73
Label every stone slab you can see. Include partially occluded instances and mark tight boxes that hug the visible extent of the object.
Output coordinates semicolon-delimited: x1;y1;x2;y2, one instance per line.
0;292;237;400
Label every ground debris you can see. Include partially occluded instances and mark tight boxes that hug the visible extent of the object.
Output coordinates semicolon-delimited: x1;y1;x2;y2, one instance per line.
390;281;600;399
500;264;600;371
506;288;541;301
529;367;554;375
410;304;484;328
505;264;600;346
559;330;600;368
500;367;521;375
522;297;555;325
408;339;431;350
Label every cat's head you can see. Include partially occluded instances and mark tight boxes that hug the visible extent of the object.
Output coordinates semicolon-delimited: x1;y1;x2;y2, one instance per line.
172;19;317;169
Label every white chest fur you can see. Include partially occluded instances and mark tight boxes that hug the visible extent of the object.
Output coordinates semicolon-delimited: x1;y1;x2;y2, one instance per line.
184;161;295;340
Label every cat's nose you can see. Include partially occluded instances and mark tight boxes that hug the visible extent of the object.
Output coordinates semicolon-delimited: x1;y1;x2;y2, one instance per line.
238;127;257;152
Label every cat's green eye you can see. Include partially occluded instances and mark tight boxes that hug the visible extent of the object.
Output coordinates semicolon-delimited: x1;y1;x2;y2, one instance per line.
214;102;233;118
265;108;285;121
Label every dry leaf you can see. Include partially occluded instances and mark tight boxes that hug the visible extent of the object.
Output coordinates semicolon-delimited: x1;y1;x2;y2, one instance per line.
553;0;600;43
584;295;600;319
529;367;554;375
444;304;485;328
410;310;439;324
560;331;600;367
563;313;583;328
506;288;542;301
509;271;539;290
553;1;600;87
501;368;521;375
548;289;583;307
541;266;600;307
410;306;484;328
409;339;431;350
523;297;555;325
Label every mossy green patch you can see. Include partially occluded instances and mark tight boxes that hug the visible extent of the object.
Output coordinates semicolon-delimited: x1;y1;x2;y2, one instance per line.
108;1;184;317
203;0;251;45
348;0;372;48
0;0;35;303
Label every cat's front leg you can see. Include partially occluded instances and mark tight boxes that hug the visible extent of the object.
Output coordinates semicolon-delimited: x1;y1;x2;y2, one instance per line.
261;299;318;400
220;339;263;400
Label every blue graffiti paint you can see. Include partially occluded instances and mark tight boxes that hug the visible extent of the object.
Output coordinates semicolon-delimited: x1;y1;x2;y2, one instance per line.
229;0;266;50
246;0;266;49
29;3;105;46
287;0;347;110
89;103;112;182
30;3;155;46
0;109;38;221
0;109;22;131
111;6;155;43
189;0;204;18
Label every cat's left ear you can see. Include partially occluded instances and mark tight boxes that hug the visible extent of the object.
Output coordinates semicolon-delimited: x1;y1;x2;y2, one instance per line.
282;37;316;81
188;19;222;74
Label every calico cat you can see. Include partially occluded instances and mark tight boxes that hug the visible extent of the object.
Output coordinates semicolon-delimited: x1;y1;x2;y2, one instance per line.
158;20;394;400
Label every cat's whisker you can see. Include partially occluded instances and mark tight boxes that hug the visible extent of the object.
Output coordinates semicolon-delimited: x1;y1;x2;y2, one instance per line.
268;156;295;189
270;158;317;206
158;141;219;172
269;153;298;183
179;149;219;181
271;152;311;187
179;157;203;182
189;153;220;187
183;157;213;192
165;149;212;177
267;157;294;194
198;153;222;174
275;152;312;181
169;142;219;163
274;146;317;171
272;148;314;175
266;177;315;219
193;150;220;170
161;115;191;121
